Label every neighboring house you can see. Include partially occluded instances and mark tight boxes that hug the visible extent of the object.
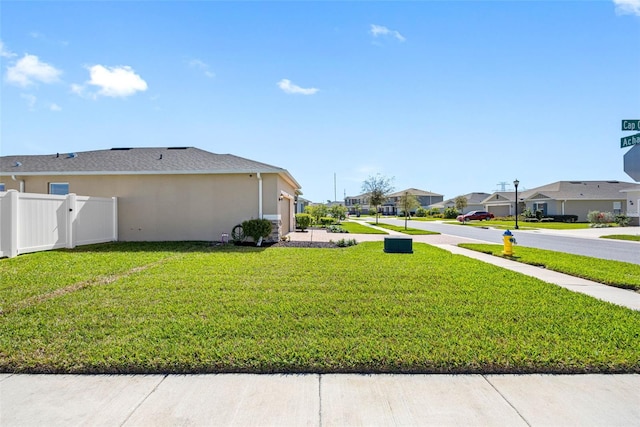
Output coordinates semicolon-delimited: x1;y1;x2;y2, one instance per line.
482;192;519;217
0;147;301;241
621;186;640;226
382;188;443;215
483;180;640;222
345;192;372;214
345;188;443;215
295;196;311;214
430;192;491;214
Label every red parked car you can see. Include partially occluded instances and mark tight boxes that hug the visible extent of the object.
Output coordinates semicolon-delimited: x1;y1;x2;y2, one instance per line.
456;210;494;222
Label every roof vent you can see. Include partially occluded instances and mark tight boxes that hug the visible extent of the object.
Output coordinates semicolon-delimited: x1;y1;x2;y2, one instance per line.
111;148;131;151
167;147;189;150
569;181;582;184
67;153;77;158
607;181;619;184
14;161;22;167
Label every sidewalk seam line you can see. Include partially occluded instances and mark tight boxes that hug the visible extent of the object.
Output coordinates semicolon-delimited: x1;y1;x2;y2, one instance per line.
120;374;168;427
318;374;323;427
482;375;532;427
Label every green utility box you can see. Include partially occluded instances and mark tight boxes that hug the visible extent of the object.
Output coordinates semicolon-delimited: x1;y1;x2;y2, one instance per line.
384;237;413;254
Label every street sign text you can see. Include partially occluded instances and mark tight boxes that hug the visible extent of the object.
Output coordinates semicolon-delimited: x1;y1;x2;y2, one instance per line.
622;119;640;131
621;133;640;148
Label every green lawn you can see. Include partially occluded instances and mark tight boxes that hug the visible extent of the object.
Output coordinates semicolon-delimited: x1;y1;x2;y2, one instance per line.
600;234;640;242
339;221;388;234
368;222;440;235
459;243;640;291
2;242;639;374
455;220;591;230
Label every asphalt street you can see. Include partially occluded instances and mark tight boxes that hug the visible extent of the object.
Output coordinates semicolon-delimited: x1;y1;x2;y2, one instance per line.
368;217;640;264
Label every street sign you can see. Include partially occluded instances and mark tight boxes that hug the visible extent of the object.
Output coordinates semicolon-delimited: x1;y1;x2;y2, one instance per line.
624;144;640;181
621;132;640;148
622;119;640;131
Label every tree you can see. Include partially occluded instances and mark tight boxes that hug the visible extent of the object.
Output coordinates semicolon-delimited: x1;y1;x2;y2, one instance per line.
305;204;328;225
329;205;347;222
397;191;420;230
361;174;394;224
454;195;468;213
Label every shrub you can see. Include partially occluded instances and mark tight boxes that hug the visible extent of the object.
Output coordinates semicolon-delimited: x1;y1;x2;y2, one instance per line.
319;216;335;226
546;215;578;223
334;238;357;247
428;208;441;216
241;218;273;245
327;225;347;233
295;213;312;231
415;207;428;217
443;207;459;219
615;214;630;227
587;211;615;227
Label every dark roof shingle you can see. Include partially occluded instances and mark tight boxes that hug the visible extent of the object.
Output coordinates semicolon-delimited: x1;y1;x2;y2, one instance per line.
1;147;291;176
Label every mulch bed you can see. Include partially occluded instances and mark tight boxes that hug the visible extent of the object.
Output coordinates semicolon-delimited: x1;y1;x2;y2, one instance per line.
271;241;339;248
217;241;339;249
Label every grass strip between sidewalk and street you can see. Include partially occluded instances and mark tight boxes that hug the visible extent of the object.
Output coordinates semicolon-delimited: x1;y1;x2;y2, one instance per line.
600;234;640;242
1;241;639;375
339;221;388;234
366;222;440;235
459;243;640;291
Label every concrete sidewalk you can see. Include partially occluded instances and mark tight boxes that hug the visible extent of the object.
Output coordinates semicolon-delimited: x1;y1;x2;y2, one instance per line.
287;228;640;311
2;373;639;426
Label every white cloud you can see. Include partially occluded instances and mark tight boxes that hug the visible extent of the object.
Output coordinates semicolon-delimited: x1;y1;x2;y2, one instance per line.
277;79;319;95
370;24;406;42
50;103;61;112
188;59;215;78
20;93;37;111
614;0;640;15
70;83;85;96
6;54;62;86
0;40;16;58
79;64;148;98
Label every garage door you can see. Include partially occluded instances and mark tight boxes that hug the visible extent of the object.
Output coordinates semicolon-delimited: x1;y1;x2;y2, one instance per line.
489;205;510;217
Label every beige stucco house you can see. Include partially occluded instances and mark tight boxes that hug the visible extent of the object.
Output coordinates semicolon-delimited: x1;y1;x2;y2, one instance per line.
483;180;640;222
0;147;301;242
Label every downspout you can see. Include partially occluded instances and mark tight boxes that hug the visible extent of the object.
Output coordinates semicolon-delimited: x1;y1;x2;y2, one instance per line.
257;172;263;218
11;175;25;192
561;200;565;215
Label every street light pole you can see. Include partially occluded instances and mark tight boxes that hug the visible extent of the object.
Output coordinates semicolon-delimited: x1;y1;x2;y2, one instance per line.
514;179;520;230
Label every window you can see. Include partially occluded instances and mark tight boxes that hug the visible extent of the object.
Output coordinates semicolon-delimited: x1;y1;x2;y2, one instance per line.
0;183;5;191
533;202;547;216
613;201;622;215
49;182;69;195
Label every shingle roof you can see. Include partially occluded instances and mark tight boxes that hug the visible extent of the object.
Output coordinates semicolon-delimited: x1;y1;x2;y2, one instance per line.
387;188;443;198
0;147;300;187
482;181;640;203
438;192;491;206
524;181;638;201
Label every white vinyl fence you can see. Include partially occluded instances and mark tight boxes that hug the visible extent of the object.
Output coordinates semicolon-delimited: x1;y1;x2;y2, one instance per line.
0;190;117;258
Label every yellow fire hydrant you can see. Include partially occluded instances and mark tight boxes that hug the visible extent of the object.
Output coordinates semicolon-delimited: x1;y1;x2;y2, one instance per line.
502;230;515;256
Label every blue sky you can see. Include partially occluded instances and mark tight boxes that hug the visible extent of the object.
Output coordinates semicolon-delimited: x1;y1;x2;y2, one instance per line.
2;1;639;202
